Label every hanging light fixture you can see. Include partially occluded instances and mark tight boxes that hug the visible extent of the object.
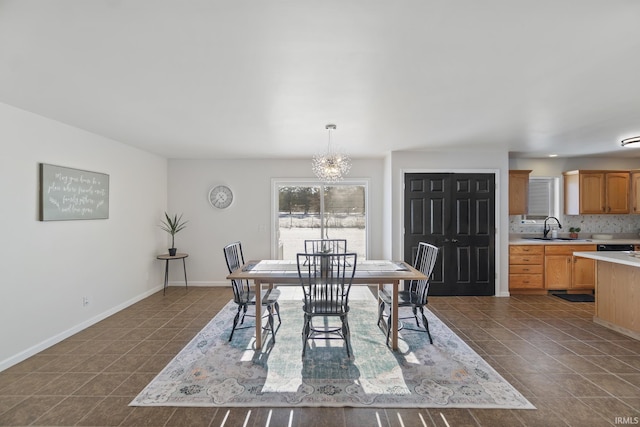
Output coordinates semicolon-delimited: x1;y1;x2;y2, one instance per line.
621;136;640;147
312;124;352;182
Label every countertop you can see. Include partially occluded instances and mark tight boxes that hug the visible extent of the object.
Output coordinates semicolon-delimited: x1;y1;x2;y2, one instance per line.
509;236;640;246
573;251;640;268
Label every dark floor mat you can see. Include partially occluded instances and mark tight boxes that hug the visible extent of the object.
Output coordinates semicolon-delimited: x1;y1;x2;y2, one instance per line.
553;293;595;302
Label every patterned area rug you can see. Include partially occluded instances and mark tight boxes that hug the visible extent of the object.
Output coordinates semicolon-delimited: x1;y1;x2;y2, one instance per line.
131;292;535;409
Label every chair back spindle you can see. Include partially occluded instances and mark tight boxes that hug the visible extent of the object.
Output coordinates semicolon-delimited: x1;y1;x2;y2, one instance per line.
304;239;347;255
411;242;439;304
223;241;250;304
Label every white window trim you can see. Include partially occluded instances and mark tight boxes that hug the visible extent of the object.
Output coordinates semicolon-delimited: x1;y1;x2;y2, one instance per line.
520;176;561;224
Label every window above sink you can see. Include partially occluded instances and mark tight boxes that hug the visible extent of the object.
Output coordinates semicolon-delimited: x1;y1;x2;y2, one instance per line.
521;177;561;224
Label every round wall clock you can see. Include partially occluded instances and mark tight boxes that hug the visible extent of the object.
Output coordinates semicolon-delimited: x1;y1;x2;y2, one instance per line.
208;185;233;209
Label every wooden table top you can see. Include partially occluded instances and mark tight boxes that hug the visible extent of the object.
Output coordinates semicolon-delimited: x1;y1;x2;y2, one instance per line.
227;259;426;284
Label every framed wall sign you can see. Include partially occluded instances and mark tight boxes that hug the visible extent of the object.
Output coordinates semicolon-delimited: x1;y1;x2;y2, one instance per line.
39;163;110;221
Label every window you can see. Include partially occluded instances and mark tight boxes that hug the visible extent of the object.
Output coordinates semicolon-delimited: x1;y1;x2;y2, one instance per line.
273;180;368;260
522;177;559;222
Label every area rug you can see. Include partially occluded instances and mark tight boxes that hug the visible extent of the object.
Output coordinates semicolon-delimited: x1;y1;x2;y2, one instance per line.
130;292;535;409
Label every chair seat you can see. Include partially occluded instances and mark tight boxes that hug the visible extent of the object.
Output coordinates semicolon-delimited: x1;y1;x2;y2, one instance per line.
303;300;349;315
378;289;423;306
239;288;281;305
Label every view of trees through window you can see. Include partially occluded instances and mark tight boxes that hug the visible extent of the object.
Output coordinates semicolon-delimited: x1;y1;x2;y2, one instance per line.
276;184;366;259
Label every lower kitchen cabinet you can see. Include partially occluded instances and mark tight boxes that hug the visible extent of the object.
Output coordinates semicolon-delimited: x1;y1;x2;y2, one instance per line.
572;255;596;289
509;243;597;294
509;245;544;293
544;245;596;290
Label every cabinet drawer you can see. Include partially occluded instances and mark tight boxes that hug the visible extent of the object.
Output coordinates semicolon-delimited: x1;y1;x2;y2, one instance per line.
510;245;544;255
545;244;596;255
509;254;544;265
510;265;543;274
509;274;544;289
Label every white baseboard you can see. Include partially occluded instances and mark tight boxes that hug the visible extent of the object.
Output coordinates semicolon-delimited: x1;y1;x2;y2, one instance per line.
0;285;163;372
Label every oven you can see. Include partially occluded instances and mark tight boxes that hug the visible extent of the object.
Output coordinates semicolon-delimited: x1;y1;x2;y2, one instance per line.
596;244;634;251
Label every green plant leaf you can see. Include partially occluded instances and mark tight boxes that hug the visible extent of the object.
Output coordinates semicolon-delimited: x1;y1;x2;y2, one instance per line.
160;212;188;235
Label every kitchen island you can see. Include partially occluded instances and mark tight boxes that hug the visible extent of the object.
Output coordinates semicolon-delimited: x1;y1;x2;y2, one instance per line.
573;251;640;340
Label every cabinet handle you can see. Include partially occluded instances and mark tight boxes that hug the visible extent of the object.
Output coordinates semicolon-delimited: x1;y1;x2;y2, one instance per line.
567;258;571;264
523;258;529;262
523;268;530;272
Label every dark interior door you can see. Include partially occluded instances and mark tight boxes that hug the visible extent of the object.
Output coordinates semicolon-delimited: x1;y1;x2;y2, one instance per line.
404;173;495;296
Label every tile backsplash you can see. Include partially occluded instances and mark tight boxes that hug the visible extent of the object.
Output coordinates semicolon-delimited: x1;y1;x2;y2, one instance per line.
509;215;640;236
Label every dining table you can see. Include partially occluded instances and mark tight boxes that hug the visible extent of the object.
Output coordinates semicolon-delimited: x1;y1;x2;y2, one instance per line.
226;259;427;351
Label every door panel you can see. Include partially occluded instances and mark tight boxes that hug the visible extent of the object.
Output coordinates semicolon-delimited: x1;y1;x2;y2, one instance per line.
404;173;495;296
456;246;470;283
409;199;425;235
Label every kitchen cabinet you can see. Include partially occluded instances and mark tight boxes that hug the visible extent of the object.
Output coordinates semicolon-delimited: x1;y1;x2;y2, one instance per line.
631;171;640;214
509;170;532;215
606;172;631;213
573;252;640;339
509;245;544;292
544;245;596;290
563;170;630;214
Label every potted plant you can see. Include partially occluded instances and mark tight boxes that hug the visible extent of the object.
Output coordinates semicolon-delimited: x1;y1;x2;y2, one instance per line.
160;212;188;256
569;227;581;239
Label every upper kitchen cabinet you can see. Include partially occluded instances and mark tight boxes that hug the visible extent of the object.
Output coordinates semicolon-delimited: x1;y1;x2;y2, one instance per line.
563;170;630;215
631;171;640;214
509;170;531;215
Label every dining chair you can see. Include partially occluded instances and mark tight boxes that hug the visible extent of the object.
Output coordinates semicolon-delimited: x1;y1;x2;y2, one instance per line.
378;242;439;345
296;252;357;357
223;241;281;343
304;239;347;254
303;239;349;269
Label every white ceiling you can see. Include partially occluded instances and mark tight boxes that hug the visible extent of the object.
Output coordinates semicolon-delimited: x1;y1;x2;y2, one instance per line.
1;0;640;160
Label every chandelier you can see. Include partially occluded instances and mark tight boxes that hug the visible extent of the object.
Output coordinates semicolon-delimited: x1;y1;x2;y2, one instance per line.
312;124;352;182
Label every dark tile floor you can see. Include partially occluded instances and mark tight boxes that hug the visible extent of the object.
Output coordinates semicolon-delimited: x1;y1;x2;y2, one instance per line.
0;287;638;426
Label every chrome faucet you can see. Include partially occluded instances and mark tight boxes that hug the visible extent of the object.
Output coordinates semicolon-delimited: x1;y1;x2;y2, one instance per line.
543;216;562;238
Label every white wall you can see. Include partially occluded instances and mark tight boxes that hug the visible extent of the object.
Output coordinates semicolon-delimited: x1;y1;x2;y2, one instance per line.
0;103;168;370
167;158;385;284
389;150;511;297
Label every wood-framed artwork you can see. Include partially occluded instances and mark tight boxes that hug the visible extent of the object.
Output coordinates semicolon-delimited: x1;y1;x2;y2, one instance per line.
39;163;109;221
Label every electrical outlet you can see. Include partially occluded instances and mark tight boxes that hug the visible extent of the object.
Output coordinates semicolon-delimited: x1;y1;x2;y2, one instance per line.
82;296;89;306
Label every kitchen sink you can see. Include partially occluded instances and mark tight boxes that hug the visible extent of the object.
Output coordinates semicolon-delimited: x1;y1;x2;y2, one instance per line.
525;237;590;242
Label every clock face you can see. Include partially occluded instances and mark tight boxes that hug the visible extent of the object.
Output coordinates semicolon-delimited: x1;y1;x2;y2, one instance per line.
209;185;233;209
